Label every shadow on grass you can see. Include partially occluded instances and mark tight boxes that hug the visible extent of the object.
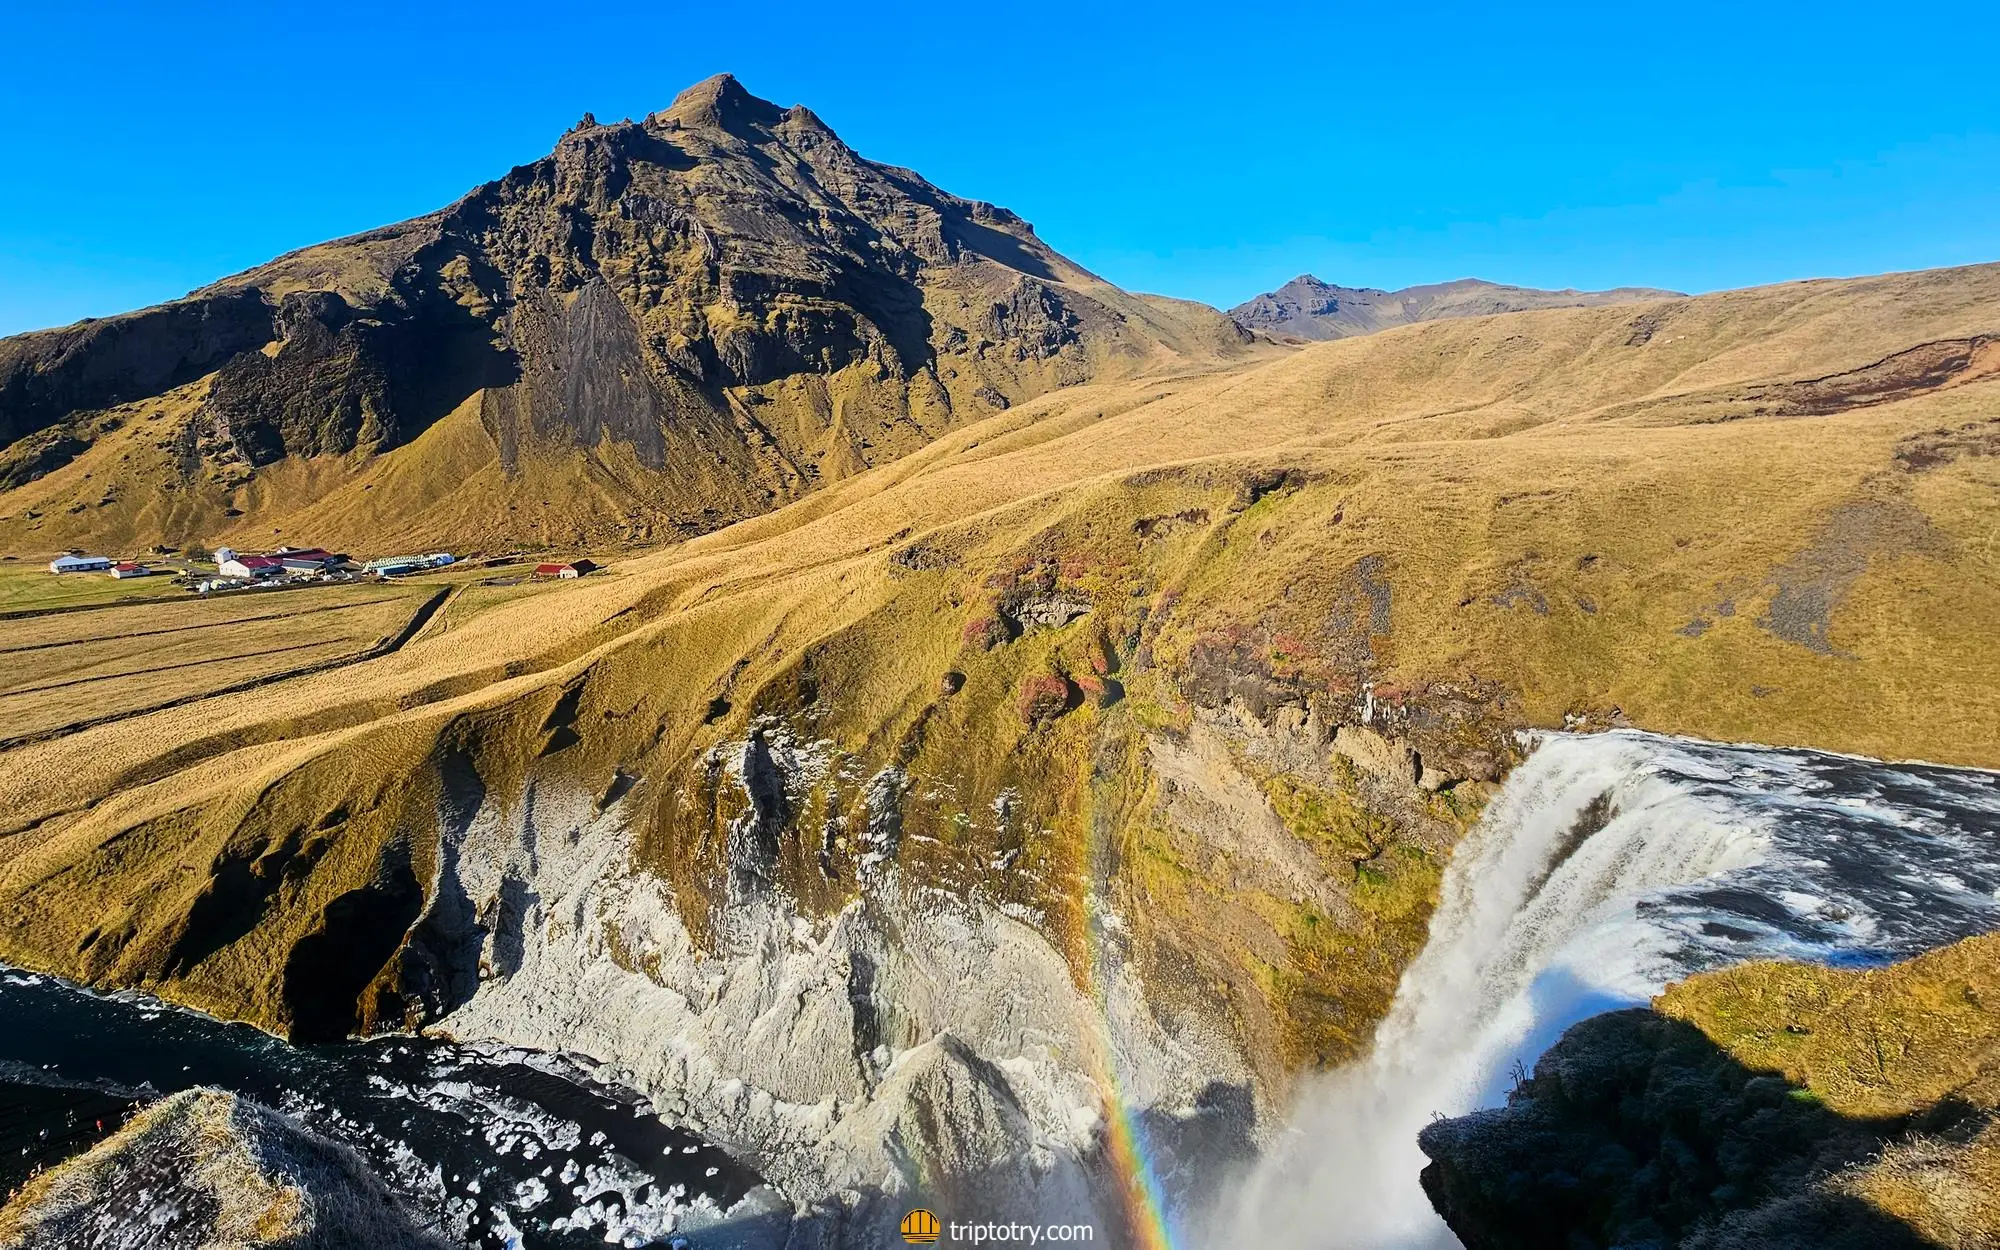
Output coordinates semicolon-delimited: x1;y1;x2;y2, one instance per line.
1418;1007;1975;1249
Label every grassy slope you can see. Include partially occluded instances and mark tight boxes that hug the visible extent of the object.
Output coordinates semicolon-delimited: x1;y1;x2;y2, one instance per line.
0;269;1267;563
1419;934;2000;1249
1660;935;2000;1245
0;262;1994;1061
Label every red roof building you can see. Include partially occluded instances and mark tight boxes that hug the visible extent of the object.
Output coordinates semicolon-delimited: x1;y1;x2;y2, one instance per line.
219;554;285;578
275;548;340;570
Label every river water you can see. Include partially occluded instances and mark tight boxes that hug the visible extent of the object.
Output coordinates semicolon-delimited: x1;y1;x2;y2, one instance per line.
1209;729;2000;1249
0;965;776;1248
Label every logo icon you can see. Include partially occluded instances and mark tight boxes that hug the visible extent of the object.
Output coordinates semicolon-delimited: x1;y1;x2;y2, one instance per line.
901;1208;942;1244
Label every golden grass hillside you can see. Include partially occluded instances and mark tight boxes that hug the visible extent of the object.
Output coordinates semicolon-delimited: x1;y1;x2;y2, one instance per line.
0;261;1995;1072
1660;936;2000;1247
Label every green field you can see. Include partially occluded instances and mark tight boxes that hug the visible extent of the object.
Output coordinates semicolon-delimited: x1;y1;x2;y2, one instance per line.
0;561;195;613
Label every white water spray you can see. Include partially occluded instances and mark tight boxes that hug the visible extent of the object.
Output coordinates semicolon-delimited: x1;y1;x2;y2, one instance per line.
1203;730;2000;1249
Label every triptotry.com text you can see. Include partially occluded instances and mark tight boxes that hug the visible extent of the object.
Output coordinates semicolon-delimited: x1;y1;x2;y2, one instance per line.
949;1221;1095;1244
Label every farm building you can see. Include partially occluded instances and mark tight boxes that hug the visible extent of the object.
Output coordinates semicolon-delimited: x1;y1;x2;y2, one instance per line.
218;555;284;579
534;559;599;579
48;554;113;573
110;563;153;579
364;556;428;578
274;547;344;571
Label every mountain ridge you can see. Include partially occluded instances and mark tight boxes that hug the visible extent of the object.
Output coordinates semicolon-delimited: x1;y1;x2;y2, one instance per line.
1230;272;1683;341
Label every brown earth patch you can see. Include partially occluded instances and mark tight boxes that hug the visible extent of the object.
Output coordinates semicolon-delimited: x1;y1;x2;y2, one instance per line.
1894;416;2000;473
1743;336;1999;418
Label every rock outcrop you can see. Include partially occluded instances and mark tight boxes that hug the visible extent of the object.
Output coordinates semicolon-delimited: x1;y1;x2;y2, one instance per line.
0;1088;449;1249
1419;933;2000;1249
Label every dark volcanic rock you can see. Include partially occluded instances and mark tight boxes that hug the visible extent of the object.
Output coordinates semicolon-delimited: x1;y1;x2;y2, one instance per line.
1417;1009;1922;1250
0;291;274;446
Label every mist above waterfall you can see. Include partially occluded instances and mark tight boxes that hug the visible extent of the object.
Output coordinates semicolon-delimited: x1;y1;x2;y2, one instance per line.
1200;730;2000;1250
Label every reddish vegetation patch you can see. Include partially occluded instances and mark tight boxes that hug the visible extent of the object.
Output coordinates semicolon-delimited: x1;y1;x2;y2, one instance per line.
961;614;1011;651
1017;673;1077;723
1074;673;1121;708
1745;336;1998;417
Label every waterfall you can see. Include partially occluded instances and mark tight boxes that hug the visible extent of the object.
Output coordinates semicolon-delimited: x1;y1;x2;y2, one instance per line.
1202;729;2000;1249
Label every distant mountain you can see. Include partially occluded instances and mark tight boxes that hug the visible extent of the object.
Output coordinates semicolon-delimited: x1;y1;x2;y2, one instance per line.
0;74;1252;555
1229;274;1682;342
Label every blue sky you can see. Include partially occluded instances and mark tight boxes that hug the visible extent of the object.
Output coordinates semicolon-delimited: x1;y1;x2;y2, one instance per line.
2;1;1994;336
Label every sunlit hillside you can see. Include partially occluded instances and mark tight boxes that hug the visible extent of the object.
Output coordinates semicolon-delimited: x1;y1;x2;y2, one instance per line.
1;261;1994;1074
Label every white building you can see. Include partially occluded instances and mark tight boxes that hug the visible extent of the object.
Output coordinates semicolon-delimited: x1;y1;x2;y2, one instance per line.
218;555;284;579
48;554;112;573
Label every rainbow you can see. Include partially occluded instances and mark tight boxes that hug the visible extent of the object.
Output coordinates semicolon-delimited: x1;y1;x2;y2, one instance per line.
1079;893;1182;1250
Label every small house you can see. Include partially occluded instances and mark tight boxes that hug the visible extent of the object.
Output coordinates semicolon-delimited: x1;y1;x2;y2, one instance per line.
219;554;284;579
534;559;599;580
110;562;153;579
48;554;113;574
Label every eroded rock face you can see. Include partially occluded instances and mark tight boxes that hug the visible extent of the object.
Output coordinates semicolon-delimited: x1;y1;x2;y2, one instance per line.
0;291;276;449
422;781;1249;1245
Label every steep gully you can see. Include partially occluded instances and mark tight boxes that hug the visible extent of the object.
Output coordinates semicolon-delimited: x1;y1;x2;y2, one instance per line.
5;731;1998;1248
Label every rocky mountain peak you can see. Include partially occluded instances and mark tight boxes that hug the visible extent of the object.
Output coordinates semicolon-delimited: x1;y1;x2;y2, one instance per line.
654;71;786;136
0;75;1252;553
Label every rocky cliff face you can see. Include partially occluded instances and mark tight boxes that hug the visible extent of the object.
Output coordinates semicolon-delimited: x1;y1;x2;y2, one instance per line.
1229;274;1680;342
0;74;1251;553
0;451;1515;1242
